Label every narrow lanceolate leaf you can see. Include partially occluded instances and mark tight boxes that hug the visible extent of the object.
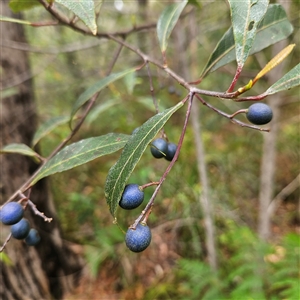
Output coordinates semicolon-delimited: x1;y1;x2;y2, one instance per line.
0;16;32;25
56;0;97;35
31;133;130;185
157;0;188;53
253;44;295;84
265;63;300;96
228;0;269;67
71;68;136;121
1;143;39;158
200;4;293;78
105;101;184;219
32;116;70;147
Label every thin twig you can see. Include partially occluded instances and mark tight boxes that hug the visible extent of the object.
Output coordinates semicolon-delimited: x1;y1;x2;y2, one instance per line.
267;173;300;217
0;233;12;252
27;200;53;222
146;62;159;114
131;93;193;229
37;0;272;103
5;36;126;204
140;181;160;190
0;39;105;54
195;95;270;132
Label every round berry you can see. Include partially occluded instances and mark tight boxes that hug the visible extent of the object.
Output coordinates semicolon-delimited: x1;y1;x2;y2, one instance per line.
125;223;151;253
246;103;273;125
25;229;41;246
119;184;144;210
150;138;168;159
165;142;177;161
0;202;24;225
11;218;30;240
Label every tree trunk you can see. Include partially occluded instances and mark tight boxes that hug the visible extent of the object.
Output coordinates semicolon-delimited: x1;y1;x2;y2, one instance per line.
258;0;291;241
173;12;218;271
0;2;83;299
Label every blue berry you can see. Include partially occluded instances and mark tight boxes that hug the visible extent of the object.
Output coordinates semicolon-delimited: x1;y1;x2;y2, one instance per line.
246;103;273;125
11;218;30;240
119;184;144;210
150;138;168;158
0;202;24;225
125;223;151;253
25;229;41;246
165;142;177;161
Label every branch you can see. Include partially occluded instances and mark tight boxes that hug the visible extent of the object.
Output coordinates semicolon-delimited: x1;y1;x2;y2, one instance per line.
195;95;270;132
131;93;193;229
37;0;157;38
4;38;125;204
267;173;300;217
0;39;104;54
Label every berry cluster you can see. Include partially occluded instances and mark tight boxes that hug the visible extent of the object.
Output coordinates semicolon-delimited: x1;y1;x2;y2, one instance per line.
0;202;40;246
119;137;177;253
150;138;177;161
119;184;150;252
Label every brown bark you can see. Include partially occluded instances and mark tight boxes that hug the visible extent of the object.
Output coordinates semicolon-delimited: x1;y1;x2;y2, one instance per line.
0;2;83;299
258;0;291;241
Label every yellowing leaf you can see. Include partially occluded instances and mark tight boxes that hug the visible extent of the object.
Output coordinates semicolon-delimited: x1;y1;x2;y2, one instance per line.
253;44;295;85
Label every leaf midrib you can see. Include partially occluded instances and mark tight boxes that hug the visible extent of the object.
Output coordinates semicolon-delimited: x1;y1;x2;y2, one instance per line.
37;139;126;178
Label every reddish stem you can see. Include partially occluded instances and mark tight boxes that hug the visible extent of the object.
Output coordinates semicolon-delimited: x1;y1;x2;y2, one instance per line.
31;21;59;27
227;66;243;93
229;109;248;119
140;182;160;190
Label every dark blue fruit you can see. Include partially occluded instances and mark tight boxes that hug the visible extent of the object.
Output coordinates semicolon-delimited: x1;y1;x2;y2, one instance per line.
0;202;24;225
11;218;30;240
150;138;168;158
25;229;41;246
165;142;177;161
119;184;144;210
125;223;151;253
246;103;273;125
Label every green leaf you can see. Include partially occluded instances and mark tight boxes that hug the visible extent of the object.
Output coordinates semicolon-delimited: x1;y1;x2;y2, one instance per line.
200;27;235;78
0;15;32;25
0;87;19;99
86;99;121;124
31;133;130;185
1;143;40;158
123;72;142;95
56;0;97;35
70;68;136;121
157;0;188;53
188;0;201;8
32;116;70;147
265;63;300;95
201;4;293;78
250;4;294;54
9;0;40;13
104;101;184;219
228;0;269;67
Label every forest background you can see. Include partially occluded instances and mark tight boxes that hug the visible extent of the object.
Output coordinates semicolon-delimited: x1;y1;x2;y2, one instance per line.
1;0;299;299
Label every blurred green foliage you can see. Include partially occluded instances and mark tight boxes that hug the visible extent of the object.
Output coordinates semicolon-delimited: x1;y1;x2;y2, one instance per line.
144;226;299;300
20;1;300;298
